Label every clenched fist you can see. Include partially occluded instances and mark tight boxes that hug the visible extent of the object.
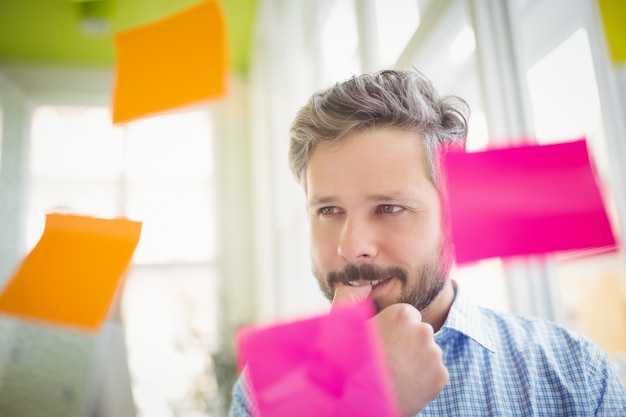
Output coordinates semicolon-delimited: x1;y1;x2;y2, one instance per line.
332;284;448;417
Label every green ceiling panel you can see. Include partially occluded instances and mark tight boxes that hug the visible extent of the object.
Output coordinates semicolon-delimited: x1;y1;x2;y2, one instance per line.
0;0;256;75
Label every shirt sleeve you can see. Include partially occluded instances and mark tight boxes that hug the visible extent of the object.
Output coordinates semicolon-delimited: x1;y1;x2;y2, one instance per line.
583;338;626;416
227;368;258;417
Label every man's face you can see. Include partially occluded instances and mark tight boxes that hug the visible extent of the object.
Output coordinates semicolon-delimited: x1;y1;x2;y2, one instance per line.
306;128;450;313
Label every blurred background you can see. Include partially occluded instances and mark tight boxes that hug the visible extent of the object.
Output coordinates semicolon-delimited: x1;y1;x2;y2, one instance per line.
0;0;625;416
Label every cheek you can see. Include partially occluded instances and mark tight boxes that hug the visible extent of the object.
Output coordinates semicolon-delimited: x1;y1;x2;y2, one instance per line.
393;217;442;256
309;223;338;261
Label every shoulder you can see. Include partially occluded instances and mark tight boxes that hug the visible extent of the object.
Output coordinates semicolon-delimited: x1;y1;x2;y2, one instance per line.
480;307;589;352
227;372;255;417
478;307;616;377
442;304;626;413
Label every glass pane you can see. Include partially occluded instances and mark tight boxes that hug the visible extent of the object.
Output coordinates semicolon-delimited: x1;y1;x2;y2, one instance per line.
27;106;216;264
27;106;123;250
30;106;124;180
26;104;222;416
26;181;120;250
402;3;505;311
123;110;215;264
322;0;360;80
0;107;3;170
122;265;219;417
526;28;626;375
375;0;420;68
126;181;216;264
124;111;213;182
466;109;489;152
448;24;476;65
452;259;509;312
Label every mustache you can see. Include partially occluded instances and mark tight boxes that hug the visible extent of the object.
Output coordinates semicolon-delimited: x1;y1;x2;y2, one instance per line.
327;264;407;286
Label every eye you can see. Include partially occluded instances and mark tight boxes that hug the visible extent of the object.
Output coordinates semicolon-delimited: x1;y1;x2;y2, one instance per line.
377;205;403;214
319;206;342;216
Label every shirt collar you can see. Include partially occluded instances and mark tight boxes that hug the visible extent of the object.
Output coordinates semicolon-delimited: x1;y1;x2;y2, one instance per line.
437;281;497;353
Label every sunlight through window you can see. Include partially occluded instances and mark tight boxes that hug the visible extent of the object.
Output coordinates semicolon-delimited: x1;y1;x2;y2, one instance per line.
449;25;476;65
27;106;219;417
321;0;360;80
375;0;420;68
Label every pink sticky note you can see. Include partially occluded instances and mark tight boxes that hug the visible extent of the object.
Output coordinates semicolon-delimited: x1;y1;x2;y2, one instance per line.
443;138;617;264
237;302;399;417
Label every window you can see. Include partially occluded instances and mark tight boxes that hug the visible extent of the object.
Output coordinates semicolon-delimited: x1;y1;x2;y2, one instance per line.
27;107;215;264
27;106;219;416
0;107;3;170
402;0;508;312
321;0;360;80
27;106;124;246
374;0;420;68
525;28;626;373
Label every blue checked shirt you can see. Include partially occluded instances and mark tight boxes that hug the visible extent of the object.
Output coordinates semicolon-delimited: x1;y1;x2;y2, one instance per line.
228;284;626;416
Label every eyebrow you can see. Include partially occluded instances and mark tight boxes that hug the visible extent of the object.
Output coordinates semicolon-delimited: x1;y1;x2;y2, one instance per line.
308;192;422;207
307;196;336;207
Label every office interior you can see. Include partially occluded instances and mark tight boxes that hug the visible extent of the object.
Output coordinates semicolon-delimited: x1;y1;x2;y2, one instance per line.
0;0;625;416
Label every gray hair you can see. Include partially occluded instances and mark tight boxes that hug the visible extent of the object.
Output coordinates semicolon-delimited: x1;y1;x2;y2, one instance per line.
288;69;469;190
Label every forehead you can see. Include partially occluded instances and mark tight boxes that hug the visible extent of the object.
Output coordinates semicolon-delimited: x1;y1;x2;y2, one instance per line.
306;129;432;197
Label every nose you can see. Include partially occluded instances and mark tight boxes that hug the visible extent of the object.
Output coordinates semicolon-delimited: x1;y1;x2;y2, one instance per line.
337;215;378;262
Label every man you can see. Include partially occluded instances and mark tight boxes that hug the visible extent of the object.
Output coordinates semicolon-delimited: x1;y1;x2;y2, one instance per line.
228;69;626;416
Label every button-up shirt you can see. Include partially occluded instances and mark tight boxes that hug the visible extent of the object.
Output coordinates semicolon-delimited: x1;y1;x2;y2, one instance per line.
228;284;626;416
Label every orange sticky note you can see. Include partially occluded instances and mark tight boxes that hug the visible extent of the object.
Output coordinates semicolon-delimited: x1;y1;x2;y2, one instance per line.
598;0;626;63
111;0;227;124
0;214;142;331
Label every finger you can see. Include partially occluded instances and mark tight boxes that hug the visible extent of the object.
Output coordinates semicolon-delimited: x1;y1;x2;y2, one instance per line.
331;283;373;312
377;302;423;323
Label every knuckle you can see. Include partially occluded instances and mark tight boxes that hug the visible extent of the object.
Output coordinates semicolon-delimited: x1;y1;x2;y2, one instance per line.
389;303;420;322
416;322;434;338
436;367;450;389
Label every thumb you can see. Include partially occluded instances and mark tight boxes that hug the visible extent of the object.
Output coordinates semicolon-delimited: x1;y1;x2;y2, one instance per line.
331;283;373;312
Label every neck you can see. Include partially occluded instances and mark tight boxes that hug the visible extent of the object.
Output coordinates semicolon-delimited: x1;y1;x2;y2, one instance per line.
420;279;455;332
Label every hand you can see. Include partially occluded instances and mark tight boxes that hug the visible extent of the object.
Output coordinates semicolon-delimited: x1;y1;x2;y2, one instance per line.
332;285;448;417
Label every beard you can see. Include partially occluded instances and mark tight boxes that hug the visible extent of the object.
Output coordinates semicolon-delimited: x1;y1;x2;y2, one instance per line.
313;240;453;313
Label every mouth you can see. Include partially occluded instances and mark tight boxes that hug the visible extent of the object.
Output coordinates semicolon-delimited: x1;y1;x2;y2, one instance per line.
347;276;392;288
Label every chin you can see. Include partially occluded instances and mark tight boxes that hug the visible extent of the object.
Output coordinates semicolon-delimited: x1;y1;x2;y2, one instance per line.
371;296;394;314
